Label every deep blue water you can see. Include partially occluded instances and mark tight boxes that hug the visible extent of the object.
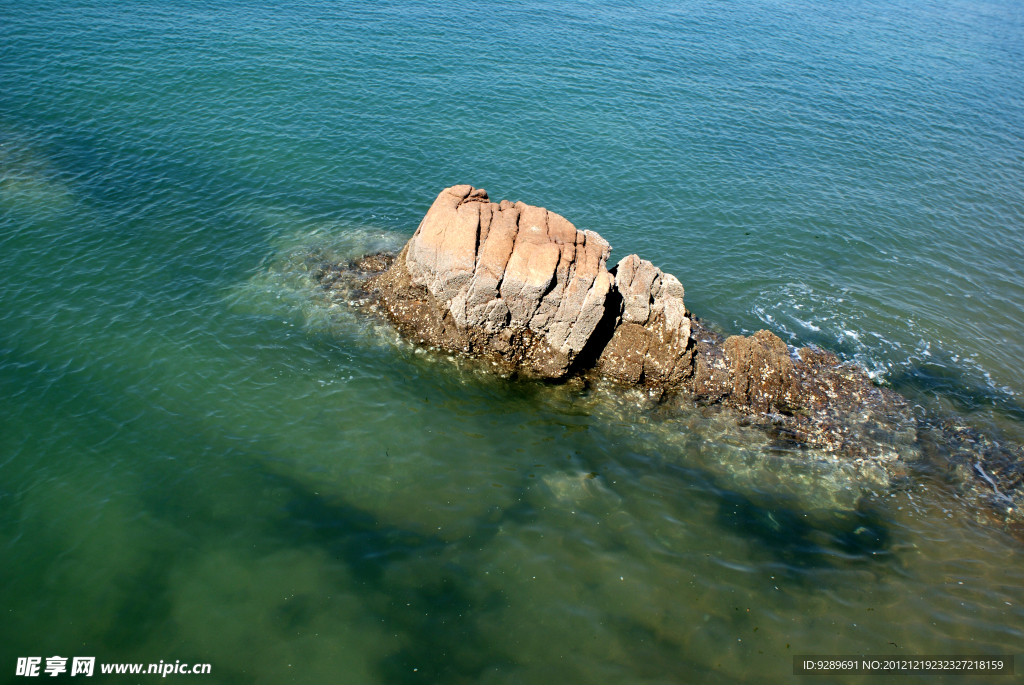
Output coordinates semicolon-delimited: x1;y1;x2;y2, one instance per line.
2;1;1023;683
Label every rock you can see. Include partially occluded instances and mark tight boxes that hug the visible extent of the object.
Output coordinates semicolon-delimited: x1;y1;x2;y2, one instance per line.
352;252;394;273
722;329;797;412
596;323;651;385
361;186;896;421
368;186;822;411
405;184;484;306
370;185;637;379
691;323;732;403
361;186;902;429
596;254;692;387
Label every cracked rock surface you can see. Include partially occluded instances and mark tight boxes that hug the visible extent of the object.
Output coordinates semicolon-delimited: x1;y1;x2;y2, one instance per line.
366;186;878;411
386;184;616;377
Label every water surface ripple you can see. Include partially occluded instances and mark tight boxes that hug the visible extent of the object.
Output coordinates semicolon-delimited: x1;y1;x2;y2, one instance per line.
2;0;1023;682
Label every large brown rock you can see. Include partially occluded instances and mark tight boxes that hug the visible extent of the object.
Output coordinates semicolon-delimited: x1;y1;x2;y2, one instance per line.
373;185;636;378
317;185;1024;527
366;187;833;419
691;321;732;403
365;187;829;414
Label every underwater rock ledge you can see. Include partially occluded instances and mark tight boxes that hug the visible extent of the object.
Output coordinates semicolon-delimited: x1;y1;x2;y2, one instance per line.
317;185;1022;527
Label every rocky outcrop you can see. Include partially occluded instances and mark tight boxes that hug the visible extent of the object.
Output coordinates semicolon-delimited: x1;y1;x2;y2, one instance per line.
370;185;621;378
356;186;956;488
364;185;849;418
354;181;920;439
308;184;1023;527
723;330;798;413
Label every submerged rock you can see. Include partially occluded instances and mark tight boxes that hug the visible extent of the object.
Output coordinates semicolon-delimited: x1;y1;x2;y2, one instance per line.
320;185;1021;527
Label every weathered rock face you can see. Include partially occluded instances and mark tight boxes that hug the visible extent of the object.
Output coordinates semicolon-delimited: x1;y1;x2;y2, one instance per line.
691;324;800;412
372;185;649;378
723;330;797;413
596;255;692;387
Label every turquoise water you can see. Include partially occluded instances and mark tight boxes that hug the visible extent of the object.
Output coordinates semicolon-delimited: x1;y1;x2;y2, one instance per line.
2;1;1024;682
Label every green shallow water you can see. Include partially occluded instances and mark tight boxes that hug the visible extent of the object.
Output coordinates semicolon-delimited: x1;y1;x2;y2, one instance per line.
2;0;1024;682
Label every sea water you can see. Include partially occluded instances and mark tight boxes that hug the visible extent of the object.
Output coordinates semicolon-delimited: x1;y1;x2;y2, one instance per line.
2;1;1023;682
